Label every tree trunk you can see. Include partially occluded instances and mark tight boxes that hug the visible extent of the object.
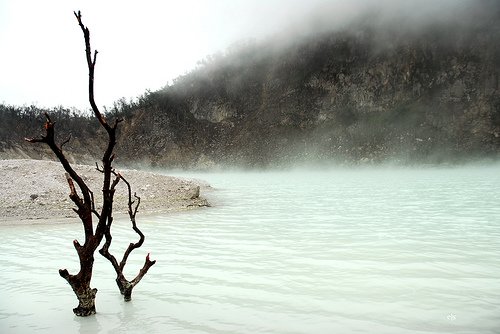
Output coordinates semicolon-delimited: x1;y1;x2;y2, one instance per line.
72;285;97;316
116;277;133;302
59;240;99;316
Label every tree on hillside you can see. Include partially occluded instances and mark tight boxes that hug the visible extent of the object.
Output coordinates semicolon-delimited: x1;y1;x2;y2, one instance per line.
25;11;155;316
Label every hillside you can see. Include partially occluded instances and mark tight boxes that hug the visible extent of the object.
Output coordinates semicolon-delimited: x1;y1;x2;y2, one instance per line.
2;2;500;168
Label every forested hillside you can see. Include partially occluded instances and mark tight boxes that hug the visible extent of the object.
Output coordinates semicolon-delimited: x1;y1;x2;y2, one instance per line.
2;1;500;168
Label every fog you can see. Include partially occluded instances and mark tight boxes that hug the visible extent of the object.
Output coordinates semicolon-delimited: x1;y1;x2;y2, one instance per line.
0;0;490;110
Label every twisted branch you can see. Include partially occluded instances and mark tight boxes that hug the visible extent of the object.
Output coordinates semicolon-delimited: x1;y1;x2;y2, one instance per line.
98;171;156;300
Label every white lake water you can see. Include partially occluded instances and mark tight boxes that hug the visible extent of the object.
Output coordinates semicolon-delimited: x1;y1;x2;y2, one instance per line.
1;167;500;333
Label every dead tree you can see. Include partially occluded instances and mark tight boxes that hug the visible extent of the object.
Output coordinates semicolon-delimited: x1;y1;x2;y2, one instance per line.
26;111;100;316
25;11;154;316
98;170;156;301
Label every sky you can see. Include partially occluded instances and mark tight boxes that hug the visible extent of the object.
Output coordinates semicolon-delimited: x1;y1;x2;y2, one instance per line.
0;0;473;110
0;0;338;110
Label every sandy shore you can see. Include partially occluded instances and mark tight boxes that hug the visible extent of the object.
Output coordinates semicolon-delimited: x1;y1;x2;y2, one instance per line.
0;159;210;224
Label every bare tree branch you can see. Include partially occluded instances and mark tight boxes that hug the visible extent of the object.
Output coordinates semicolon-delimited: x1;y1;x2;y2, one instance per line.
99;172;156;301
27;114;94;237
25;10;155;315
60;134;72;150
23;11;121;316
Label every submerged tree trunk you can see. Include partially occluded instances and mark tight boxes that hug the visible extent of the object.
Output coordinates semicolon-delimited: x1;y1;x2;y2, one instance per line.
114;256;155;302
99;174;156;301
116;277;133;301
60;266;97;316
25;11;135;316
26;113;103;316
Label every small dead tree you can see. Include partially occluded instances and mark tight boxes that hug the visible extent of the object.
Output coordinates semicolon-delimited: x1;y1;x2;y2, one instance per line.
25;11;155;316
98;170;156;301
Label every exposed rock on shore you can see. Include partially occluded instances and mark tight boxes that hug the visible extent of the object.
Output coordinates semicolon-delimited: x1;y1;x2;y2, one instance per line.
0;159;210;224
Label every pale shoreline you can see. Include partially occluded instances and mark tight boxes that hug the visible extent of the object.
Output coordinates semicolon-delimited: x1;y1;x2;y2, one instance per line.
0;159;210;225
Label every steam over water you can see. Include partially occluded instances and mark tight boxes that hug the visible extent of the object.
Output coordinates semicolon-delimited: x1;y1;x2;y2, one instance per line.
1;167;500;333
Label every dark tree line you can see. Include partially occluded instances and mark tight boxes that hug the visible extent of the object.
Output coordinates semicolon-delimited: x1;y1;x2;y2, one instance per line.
0;104;96;143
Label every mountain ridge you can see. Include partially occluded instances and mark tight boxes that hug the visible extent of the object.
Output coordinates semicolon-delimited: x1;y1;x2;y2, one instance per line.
2;2;500;168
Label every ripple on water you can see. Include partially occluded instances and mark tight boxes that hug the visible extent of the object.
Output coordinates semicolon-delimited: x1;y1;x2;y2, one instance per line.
1;167;500;333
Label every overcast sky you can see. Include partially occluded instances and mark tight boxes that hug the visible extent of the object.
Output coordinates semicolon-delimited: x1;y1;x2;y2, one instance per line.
0;0;473;110
0;0;333;110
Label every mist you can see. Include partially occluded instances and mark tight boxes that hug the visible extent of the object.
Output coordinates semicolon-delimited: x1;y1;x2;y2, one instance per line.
2;3;500;331
1;0;494;110
1;0;499;168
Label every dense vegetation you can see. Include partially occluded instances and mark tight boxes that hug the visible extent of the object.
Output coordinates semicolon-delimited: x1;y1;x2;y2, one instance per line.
2;2;500;168
0;104;103;162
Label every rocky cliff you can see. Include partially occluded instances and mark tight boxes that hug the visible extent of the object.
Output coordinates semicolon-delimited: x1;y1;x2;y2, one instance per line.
3;2;500;168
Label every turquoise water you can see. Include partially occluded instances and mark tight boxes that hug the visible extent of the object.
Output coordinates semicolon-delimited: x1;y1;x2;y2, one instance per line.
1;166;500;333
